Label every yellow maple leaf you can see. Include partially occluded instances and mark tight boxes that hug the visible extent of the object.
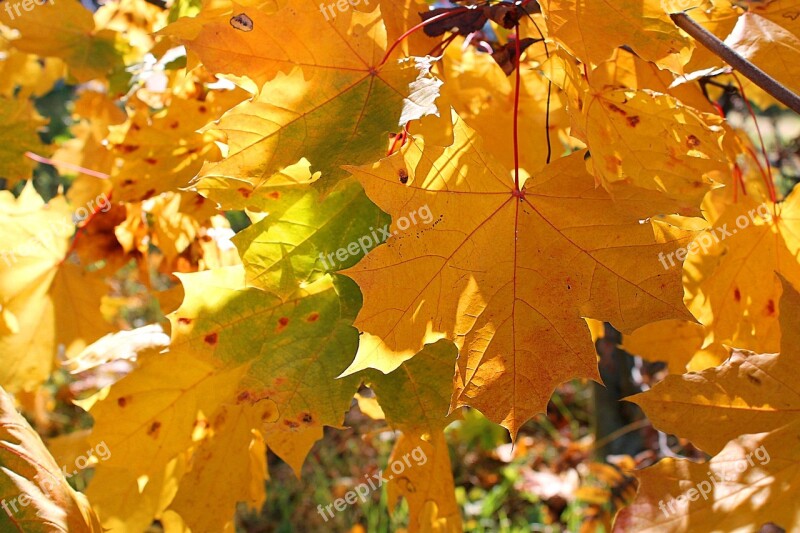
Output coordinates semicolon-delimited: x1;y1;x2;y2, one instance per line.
0;95;50;185
1;0;128;82
0;185;113;391
86;267;360;529
341;113;696;436
0;32;65;98
684;192;800;353
441;29;571;175
724;11;800;109
163;0;415;202
548;53;729;213
362;341;462;532
620;276;800;531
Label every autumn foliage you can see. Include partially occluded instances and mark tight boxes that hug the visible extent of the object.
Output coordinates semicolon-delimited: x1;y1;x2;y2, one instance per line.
0;0;799;531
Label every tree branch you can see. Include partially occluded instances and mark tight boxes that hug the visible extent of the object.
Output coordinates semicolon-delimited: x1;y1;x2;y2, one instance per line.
670;12;800;114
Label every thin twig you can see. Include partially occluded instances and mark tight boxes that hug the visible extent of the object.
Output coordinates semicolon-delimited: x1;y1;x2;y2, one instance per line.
670;12;800;114
591;418;651;453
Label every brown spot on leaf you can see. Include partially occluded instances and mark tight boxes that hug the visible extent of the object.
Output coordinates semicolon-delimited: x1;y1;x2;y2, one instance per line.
398;169;409;184
626;115;640;127
230;12;254;32
238;187;252;198
276;316;290;332
734;288;741;302
608;103;627;116
268;191;281;200
117;396;128;407
118;144;139;153
169;121;179;129
178;317;192;325
147;421;161;438
687;134;701;148
301;413;313;424
204;332;218;345
143;189;157;200
284;419;300;429
306;312;320;322
122;179;134;187
144;158;158;165
766;299;775;316
214;410;227;429
747;373;762;386
237;391;251;403
198;105;207;113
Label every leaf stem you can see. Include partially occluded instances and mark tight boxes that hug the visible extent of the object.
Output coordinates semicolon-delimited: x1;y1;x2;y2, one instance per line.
525;13;552;165
513;26;522;191
378;7;469;68
670;12;800;114
731;71;777;205
25;151;110;179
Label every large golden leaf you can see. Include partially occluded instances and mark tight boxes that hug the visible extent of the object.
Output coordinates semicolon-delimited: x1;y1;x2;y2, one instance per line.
341;114;695;436
619;276;800;531
724;12;800;109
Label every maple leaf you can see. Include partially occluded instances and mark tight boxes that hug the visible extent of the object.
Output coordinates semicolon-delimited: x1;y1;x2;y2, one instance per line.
724;11;800;108
0;185;113;392
361;340;462;532
0;387;103;532
341;113;696;436
0;96;50;185
163;0;415;203
589;47;717;114
539;0;692;72
107;92;242;203
684;193;800;353
86;267;360;529
85;351;249;531
0;36;64;99
618;276;800;531
680;0;742;72
167;402;273;528
549;53;729;212
0;0;128;82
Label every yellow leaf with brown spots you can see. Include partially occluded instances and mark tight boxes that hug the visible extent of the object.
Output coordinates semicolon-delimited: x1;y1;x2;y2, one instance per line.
684;193;800;353
86;266;360;528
